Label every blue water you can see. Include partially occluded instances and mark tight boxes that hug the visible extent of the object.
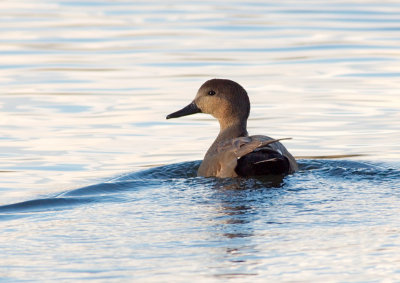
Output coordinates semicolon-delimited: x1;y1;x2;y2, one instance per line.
1;160;399;281
1;0;400;281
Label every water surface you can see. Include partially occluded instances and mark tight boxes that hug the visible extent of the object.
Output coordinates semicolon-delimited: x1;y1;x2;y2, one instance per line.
1;0;400;282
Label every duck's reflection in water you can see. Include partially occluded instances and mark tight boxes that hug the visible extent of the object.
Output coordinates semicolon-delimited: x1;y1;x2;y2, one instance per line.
207;176;286;278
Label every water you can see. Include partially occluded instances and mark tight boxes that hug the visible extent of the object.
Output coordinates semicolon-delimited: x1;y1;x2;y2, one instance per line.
1;0;400;281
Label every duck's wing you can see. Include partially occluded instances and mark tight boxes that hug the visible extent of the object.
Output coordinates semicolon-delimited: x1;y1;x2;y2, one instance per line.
218;136;291;157
234;135;298;176
214;136;297;178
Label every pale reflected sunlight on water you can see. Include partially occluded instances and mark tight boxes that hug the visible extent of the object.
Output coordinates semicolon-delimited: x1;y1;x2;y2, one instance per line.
0;0;400;282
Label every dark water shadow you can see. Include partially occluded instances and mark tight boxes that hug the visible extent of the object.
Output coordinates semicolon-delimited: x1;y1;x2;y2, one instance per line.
0;159;398;220
0;161;200;219
299;159;400;181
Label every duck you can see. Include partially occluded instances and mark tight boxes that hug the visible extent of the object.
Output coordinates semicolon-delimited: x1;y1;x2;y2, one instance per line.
166;79;298;178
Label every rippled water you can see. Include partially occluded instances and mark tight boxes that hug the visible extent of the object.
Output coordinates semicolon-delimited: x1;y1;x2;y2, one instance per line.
1;0;400;282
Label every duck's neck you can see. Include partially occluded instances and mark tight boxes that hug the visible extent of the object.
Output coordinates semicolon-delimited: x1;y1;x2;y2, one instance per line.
217;120;248;141
206;118;248;156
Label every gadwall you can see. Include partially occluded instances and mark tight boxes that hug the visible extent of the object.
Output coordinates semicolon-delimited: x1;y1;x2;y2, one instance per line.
166;79;298;178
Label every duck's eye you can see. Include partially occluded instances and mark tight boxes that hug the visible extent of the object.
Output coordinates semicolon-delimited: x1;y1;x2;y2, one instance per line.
208;90;216;96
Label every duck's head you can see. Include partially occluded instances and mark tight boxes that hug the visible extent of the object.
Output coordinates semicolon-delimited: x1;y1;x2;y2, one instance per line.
166;79;250;126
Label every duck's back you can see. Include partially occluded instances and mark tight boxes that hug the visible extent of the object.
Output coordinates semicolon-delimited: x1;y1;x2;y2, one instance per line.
197;135;297;178
235;147;291;177
235;136;297;176
235;147;288;176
